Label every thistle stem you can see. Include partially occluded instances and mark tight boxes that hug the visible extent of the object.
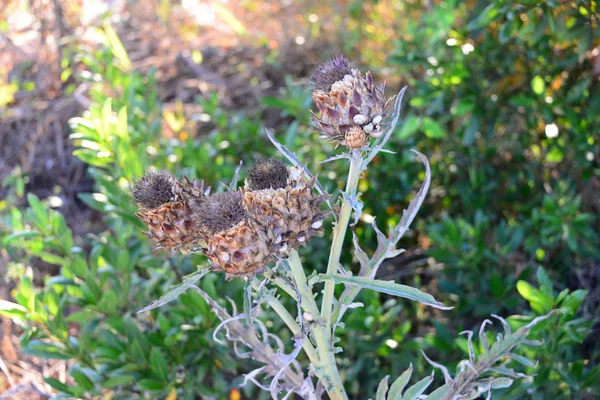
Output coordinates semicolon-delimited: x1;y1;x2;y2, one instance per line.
321;151;362;326
250;278;320;366
288;250;348;400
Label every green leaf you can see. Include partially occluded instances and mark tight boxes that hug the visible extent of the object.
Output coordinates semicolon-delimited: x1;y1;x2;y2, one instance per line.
389;364;413;399
466;4;500;31
137;268;210;313
138;379;165;391
561;289;587;315
44;377;74;394
102;23;132;71
38;251;67;266
401;374;433;400
103;374;135;388
375;375;389;400
150;348;169;382
23;340;72;360
71;368;94;391
27;193;50;230
517;280;553;314
536;267;553;299
319;275;452;310
0;300;28;318
2;231;43;246
397;115;420;140
424;385;450;400
421;117;447;139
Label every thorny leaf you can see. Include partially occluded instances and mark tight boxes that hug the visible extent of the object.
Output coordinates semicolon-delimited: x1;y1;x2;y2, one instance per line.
421;311;556;400
344;192;363;226
459;330;476;364
479;319;492;352
320;274;452;310
320;153;351;164
137;268;210;313
191;286;306;394
420;351;452;384
352;232;370;276
270;337;305;400
265;128;335;217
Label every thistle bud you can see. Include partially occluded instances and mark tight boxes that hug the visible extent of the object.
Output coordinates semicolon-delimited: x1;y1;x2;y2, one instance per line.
311;55;392;149
132;172;176;210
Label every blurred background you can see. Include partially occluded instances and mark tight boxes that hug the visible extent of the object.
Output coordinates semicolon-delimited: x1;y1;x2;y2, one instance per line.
0;0;598;399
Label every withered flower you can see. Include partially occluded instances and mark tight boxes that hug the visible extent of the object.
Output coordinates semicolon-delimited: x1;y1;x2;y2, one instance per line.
134;173;207;253
311;55;391;149
244;164;329;252
197;191;246;233
246;157;289;190
133;160;329;278
132;171;177;210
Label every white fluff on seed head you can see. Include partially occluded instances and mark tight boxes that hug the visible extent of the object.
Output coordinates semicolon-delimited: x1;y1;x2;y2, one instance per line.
363;123;374;133
311;220;323;229
372;115;383;124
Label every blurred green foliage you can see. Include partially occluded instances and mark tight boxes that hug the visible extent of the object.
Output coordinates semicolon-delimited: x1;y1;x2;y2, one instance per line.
1;0;598;399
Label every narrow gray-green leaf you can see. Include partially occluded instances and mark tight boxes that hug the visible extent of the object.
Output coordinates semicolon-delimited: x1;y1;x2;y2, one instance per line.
388;364;412;399
490;377;514;389
376;375;389;400
401;373;433;400
320;275;453;310
508;353;536;367
137;268;210;313
424;384;450;400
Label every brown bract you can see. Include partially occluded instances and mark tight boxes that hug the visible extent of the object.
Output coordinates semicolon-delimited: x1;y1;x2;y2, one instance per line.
137;201;202;253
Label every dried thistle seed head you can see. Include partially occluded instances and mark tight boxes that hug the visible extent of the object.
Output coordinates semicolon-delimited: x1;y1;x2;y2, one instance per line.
198;191;246;233
311;55;392;149
246;157;289;190
311;55;352;92
132;171;176;209
202;219;275;277
243;166;330;253
136;201;201;253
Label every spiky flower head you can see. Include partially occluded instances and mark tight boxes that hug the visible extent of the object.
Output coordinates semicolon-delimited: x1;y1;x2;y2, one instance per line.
246;157;289;190
311;55;352;92
133;162;330;278
311;55;391;149
132;171;176;210
244;166;329;252
134;174;208;253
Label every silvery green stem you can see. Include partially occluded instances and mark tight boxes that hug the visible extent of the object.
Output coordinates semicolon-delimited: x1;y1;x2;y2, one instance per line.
321;151;362;326
250;278;320;367
288;250;348;400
